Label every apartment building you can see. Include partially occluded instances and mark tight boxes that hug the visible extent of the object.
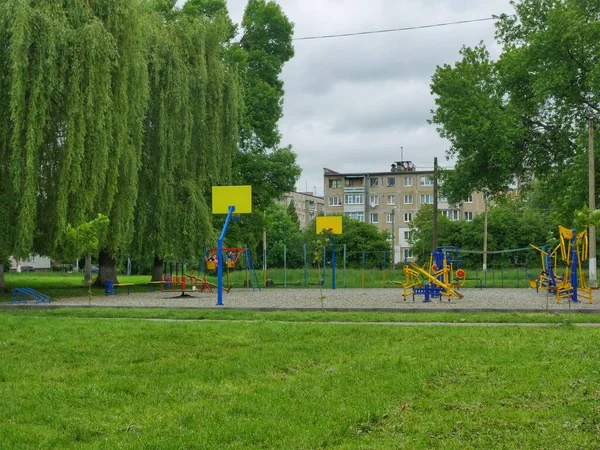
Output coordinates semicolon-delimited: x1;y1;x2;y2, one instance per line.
279;192;326;230
323;161;486;263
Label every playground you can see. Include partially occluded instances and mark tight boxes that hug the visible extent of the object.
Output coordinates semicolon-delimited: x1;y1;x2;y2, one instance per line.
47;287;600;311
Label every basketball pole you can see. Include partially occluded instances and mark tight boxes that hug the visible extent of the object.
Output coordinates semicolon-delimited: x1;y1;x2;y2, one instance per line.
217;205;235;306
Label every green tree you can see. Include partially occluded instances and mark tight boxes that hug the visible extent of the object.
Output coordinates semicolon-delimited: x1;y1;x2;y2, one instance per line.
430;0;599;207
410;198;554;268
286;199;300;225
182;0;301;255
304;216;392;269
133;3;241;281
263;204;304;268
409;205;463;264
0;0;149;289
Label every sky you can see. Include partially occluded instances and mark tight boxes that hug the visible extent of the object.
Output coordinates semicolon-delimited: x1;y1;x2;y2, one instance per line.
178;0;516;196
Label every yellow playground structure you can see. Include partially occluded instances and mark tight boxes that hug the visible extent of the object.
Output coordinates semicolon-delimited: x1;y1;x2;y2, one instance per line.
399;246;466;302
529;226;592;304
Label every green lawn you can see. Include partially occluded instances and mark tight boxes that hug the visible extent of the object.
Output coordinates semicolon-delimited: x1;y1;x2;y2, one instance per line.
1;272;154;300
1;312;599;448
3;307;600;324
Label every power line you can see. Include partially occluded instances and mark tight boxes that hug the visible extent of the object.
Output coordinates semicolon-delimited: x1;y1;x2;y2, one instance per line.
293;17;503;41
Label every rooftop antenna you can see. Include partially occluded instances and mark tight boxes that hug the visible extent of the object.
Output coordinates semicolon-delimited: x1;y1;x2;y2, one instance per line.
401;146;404;161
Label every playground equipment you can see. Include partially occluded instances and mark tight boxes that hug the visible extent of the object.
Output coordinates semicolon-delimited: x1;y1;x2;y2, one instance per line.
529;226;592;303
316;216;343;290
201;247;260;293
399;246;466;301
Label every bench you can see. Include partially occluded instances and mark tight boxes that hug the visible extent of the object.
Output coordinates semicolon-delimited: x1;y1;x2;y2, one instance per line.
105;282;134;295
11;288;51;304
113;283;134;295
147;281;166;292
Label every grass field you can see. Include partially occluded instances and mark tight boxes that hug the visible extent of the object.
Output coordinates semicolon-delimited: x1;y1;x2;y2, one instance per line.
1;311;599;448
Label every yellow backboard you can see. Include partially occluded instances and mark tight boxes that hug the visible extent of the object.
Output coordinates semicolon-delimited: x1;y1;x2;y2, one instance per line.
212;186;252;214
316;216;342;234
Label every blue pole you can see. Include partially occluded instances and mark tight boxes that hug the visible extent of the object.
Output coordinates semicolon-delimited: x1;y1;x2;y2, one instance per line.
217;206;235;306
303;243;307;287
571;228;578;303
323;246;327;287
343;244;347;288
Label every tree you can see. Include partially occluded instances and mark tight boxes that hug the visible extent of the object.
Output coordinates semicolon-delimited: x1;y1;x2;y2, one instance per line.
430;0;599;208
55;215;110;287
409;205;463;264
409;198;554;268
263;204;304;268
133;3;241;281
304;216;392;269
0;0;149;289
286;199;300;225
183;0;301;257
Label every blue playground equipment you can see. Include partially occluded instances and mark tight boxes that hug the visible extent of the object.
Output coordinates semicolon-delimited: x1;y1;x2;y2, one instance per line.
11;288;51;304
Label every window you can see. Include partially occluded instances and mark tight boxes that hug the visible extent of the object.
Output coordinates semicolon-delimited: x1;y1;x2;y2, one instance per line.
452;210;460;221
299;214;305;223
404;177;413;187
404;195;413;204
329;196;342;206
404;212;412;223
369;194;379;206
370;213;379;223
466;194;473;203
344;193;364;204
465;211;473;221
386;230;393;240
346;211;364;222
404;231;411;240
387;195;395;205
329;179;342;189
370;177;379;187
420;194;434;205
420;176;434;186
345;178;364;188
387;177;396;187
386;213;394;224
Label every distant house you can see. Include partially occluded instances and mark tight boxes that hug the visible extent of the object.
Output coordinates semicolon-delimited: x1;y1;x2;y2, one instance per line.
10;255;52;272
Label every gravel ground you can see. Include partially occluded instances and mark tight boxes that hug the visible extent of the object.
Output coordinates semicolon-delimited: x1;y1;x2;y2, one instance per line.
51;287;600;311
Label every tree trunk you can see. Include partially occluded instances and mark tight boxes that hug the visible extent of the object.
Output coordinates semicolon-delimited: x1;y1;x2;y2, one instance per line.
152;255;163;281
83;255;92;287
0;262;5;292
93;248;118;287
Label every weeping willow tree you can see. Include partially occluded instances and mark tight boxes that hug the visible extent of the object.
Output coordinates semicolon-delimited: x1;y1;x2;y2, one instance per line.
133;8;240;280
0;0;149;289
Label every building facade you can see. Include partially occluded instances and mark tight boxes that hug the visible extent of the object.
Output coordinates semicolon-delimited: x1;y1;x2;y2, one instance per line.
323;162;486;263
279;192;326;230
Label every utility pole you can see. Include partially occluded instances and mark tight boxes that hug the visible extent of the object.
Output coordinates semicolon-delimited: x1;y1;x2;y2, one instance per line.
432;157;438;250
483;197;488;272
589;118;597;287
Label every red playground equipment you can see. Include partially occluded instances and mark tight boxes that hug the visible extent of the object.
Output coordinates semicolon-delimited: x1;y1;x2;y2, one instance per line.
201;247;245;293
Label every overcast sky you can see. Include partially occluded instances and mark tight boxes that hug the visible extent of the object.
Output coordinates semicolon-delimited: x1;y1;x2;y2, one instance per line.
178;0;515;195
